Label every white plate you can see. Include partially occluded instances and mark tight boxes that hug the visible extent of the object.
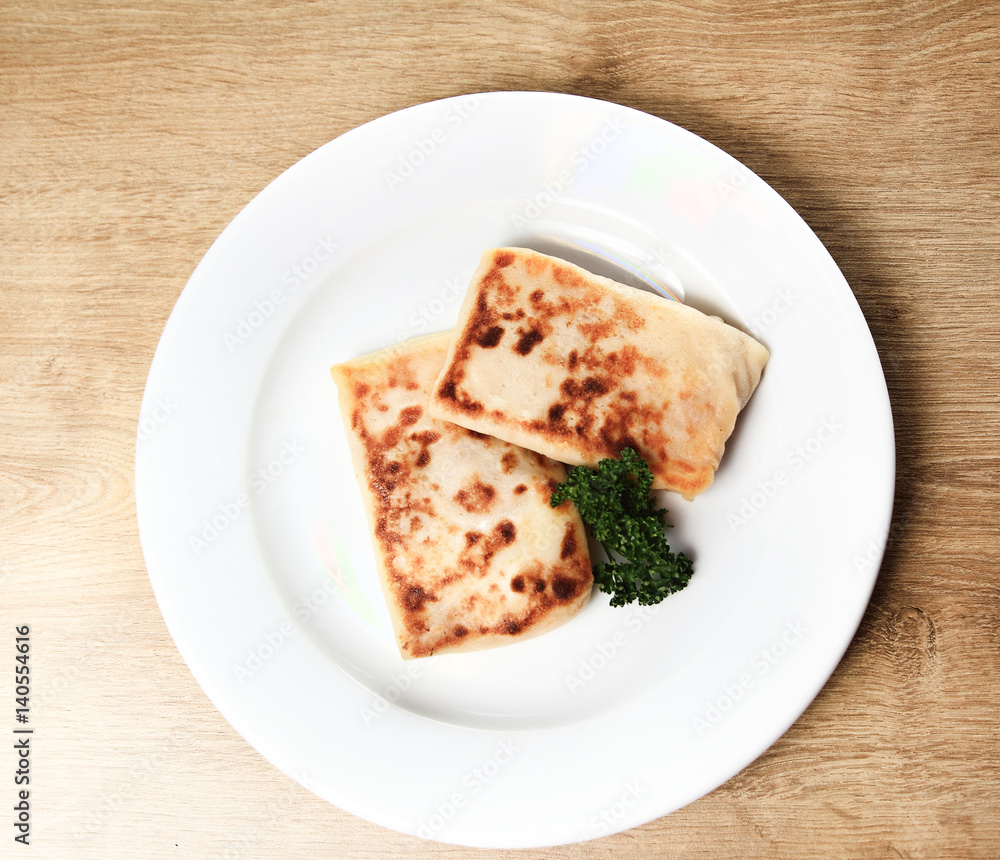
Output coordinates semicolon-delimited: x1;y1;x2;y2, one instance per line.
135;92;894;848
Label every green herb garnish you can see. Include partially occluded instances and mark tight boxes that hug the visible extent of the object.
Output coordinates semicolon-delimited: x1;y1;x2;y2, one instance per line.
550;448;693;607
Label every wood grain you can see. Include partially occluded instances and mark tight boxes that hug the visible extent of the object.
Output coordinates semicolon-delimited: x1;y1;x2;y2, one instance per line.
2;1;998;857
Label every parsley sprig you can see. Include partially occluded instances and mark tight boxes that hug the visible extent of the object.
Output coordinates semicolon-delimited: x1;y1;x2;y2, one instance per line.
550;448;694;607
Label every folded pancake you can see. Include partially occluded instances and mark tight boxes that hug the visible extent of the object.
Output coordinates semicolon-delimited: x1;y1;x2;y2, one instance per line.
428;248;769;500
331;331;593;659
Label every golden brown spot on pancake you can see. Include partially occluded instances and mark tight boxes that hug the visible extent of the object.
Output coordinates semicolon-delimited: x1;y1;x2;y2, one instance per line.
375;514;399;544
534;579;546;593
410;430;439;446
456;518;519;579
399;405;422;425
510;575;525;593
612;296;646;331
384;355;421;392
354;393;444;569
529;289;544;303
578;318;614;341
552;576;581;602
402;583;436;612
494;250;515;268
463;288;503;346
453;625;468;638
486;271;518;306
454;477;496;513
437;379;484;414
371;472;397;503
353;381;370;398
503;618;523;635
496;519;516;543
620;345;641;375
501;451;518;473
547;402;568;426
567;349;579;370
524;253;547;276
551;263;589;292
514;327;545;355
381;424;404;448
476;325;505;348
560;523;578;560
409;429;439;469
513;483;527;494
598;420;641;458
562;376;611;398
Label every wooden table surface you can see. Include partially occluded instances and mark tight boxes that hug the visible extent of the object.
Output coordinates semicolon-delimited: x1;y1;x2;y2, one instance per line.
3;2;998;857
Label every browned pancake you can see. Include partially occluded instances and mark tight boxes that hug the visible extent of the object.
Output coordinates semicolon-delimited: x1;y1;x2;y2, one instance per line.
428;248;769;500
330;331;593;659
